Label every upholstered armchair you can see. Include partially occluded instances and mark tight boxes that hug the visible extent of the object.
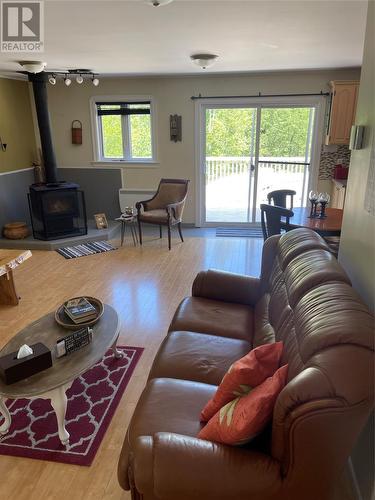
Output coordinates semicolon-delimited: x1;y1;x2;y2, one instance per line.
136;179;189;250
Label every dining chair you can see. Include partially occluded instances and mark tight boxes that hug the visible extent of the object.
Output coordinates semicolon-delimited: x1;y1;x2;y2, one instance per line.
267;189;296;209
260;203;294;241
136;179;189;250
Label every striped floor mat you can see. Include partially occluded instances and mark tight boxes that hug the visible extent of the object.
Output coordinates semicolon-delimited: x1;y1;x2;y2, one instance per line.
56;241;116;259
216;227;264;238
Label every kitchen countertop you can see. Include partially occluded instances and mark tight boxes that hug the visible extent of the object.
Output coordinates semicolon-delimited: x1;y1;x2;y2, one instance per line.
332;178;347;187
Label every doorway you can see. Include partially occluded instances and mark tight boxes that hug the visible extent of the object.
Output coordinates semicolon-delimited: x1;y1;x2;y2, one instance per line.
196;97;322;226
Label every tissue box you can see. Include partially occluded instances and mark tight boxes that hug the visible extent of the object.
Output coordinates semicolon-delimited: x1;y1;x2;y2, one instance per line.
0;343;52;385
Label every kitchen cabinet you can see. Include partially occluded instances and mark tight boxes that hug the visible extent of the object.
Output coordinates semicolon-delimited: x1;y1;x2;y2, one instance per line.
325;80;359;145
331;179;347;209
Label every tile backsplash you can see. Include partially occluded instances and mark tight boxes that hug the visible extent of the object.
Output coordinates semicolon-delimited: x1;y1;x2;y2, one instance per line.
319;145;351;180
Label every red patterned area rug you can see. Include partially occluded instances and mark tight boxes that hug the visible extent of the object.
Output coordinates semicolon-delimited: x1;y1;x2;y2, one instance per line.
0;346;143;466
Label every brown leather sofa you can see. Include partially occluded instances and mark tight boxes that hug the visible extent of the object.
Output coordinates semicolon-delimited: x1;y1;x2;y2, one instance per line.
118;228;374;500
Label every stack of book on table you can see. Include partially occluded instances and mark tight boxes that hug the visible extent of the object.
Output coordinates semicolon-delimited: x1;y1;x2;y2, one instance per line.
115;212;135;221
64;297;97;324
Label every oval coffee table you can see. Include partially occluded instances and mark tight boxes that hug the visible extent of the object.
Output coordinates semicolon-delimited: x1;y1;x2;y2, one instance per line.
0;304;120;446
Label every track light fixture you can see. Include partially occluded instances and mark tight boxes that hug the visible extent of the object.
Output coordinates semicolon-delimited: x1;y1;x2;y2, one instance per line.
46;70;99;86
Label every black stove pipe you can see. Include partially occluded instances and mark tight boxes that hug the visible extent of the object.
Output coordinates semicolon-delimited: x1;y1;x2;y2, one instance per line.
28;71;58;184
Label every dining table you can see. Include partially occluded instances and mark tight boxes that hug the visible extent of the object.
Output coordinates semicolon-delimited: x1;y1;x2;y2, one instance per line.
287;207;343;236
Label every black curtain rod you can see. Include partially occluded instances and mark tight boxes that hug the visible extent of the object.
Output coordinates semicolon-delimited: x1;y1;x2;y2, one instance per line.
191;91;330;100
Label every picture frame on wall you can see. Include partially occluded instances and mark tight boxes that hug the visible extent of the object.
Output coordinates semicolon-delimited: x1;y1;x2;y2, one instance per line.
94;213;108;229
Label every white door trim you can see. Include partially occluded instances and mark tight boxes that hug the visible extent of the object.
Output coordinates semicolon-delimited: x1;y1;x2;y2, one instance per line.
194;96;326;227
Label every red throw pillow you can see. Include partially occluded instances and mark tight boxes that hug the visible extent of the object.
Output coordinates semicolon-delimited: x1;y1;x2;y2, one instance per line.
200;342;283;422
198;364;288;445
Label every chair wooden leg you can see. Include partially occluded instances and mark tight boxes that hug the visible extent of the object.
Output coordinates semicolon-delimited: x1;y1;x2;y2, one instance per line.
177;222;184;242
159;225;162;238
167;225;171;250
137;219;143;245
120;222;125;246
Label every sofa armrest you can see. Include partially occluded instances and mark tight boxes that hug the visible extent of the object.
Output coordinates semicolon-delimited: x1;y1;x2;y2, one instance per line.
133;433;281;500
192;269;261;306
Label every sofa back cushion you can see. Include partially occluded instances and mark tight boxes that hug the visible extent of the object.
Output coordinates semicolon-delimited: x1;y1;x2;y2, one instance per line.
255;228;374;475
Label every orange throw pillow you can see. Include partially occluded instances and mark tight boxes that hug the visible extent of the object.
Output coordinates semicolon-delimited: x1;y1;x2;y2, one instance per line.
198;364;288;445
200;342;283;422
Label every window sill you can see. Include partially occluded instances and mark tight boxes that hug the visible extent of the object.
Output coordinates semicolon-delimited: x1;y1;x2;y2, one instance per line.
91;161;160;168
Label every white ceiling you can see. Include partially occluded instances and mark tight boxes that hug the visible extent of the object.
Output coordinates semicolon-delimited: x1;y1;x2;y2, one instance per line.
0;0;368;77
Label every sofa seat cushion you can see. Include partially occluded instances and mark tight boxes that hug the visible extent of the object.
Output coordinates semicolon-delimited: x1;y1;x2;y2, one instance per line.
170;297;253;341
118;378;216;489
148;331;252;385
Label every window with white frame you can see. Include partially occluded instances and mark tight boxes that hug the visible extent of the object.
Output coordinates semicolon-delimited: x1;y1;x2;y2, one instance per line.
92;98;156;162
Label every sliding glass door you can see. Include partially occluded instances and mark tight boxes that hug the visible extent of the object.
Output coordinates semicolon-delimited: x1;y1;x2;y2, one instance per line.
254;106;315;221
205;107;257;222
199;100;318;225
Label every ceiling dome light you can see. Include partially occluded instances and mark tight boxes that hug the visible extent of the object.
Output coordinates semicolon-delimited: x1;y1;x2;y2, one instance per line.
190;53;218;70
145;0;174;6
64;77;72;86
48;75;56;85
92;77;99;87
76;74;84;84
19;60;46;73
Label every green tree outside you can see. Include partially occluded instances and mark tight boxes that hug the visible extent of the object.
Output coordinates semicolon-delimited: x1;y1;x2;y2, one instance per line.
206;107;312;158
101;106;313;159
101;113;152;159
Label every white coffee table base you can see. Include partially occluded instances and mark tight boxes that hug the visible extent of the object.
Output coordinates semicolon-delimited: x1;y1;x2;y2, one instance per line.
0;397;11;435
0;343;122;446
111;338;123;360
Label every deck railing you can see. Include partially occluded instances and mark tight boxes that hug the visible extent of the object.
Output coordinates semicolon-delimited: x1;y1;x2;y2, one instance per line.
205;157;309;183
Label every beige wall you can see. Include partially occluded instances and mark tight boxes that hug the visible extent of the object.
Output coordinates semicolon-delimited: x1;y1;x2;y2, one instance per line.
0;78;37;173
338;3;374;499
47;68;361;223
339;2;374;311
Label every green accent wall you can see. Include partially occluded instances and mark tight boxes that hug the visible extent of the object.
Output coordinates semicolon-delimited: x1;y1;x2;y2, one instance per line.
0;78;37;173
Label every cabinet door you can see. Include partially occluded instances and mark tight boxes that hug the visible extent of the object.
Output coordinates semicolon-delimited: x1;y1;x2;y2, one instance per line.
337;186;346;209
328;83;359;145
331;184;346;209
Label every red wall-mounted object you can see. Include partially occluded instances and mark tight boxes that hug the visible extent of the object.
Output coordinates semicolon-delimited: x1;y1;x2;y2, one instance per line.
72;120;83;145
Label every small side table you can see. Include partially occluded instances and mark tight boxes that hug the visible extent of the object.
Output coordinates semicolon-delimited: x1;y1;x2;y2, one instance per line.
115;216;138;247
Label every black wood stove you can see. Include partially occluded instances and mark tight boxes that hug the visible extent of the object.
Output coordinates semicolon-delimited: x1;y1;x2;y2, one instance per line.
27;72;87;241
28;183;87;240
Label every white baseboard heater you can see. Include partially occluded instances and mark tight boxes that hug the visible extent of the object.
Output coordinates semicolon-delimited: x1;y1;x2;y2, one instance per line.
118;188;155;213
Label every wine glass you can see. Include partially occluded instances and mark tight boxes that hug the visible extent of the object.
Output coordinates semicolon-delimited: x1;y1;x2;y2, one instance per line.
308;190;318;217
309;190;318;202
320;192;330;203
318;192;330;218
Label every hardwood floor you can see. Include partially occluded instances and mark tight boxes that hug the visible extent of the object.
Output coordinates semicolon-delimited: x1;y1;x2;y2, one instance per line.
0;233;263;500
